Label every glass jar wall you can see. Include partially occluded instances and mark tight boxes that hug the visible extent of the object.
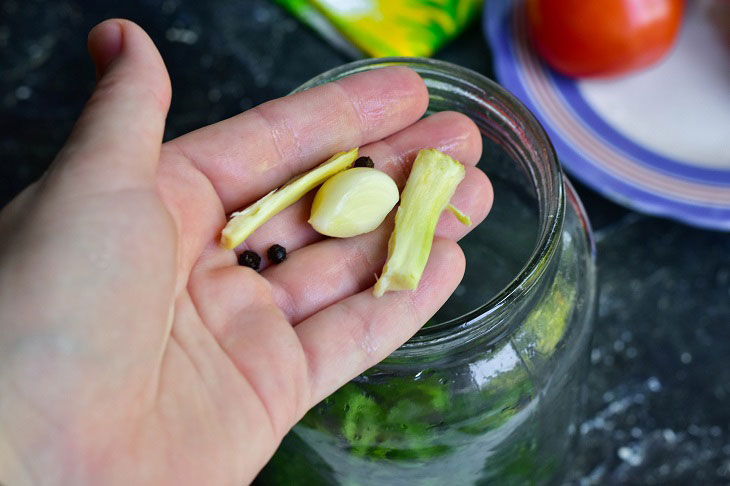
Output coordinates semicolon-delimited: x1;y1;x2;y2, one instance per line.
257;58;596;486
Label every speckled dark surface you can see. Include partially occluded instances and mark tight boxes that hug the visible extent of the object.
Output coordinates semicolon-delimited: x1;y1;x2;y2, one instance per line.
2;1;729;484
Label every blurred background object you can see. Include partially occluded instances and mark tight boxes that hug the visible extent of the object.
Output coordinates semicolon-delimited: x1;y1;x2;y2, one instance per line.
487;0;730;230
525;0;684;78
275;0;482;57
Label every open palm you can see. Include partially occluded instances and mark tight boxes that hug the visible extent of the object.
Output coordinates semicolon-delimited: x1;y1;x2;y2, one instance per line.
0;20;492;485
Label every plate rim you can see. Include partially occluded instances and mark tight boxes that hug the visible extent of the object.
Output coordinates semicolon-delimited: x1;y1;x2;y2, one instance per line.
484;0;730;231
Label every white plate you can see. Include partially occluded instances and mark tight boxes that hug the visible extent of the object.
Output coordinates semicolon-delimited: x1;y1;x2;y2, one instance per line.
485;0;730;230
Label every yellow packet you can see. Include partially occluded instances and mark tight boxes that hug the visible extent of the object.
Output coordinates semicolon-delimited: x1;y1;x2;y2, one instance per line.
276;0;483;58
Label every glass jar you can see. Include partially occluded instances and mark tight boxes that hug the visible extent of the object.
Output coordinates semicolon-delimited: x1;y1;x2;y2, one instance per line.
257;58;596;485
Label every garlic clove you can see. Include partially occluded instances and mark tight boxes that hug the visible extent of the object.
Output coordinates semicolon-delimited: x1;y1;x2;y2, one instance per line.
309;167;399;238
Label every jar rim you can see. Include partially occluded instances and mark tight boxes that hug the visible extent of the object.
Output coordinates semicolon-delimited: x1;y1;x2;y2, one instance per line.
293;57;565;353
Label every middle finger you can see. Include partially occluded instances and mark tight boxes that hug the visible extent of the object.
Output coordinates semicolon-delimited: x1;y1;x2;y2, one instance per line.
238;110;482;259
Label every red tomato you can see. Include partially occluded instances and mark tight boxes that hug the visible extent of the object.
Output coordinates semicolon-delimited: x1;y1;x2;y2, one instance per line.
526;0;685;77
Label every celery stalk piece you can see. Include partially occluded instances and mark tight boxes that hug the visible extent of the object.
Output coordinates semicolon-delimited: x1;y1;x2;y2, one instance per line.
373;149;468;298
446;203;472;226
220;148;358;249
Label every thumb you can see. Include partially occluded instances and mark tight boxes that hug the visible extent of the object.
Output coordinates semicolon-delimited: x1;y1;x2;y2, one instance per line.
53;19;171;190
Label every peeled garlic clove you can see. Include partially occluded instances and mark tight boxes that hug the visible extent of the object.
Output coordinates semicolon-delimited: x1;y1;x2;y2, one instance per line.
374;149;469;298
309;167;399;238
221;148;358;249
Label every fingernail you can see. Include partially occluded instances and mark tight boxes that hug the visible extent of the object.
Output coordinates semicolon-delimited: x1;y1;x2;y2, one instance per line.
88;20;123;79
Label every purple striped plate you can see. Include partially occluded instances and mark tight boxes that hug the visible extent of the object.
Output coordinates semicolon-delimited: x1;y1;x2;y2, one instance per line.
484;0;730;230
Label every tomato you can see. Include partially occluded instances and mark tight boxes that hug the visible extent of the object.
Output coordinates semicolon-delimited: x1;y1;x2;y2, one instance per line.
526;0;685;77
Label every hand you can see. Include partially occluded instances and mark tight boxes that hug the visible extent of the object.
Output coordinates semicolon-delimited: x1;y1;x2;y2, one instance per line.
0;20;492;485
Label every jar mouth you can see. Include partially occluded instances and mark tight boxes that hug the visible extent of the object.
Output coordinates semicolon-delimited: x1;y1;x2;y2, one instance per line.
294;57;565;351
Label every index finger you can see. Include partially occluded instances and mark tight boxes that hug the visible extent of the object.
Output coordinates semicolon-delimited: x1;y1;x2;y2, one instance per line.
165;67;429;212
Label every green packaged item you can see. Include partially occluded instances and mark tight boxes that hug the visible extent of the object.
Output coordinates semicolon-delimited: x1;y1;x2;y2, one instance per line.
275;0;483;57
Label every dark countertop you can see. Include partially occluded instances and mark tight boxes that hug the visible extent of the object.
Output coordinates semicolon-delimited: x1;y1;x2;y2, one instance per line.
2;1;729;484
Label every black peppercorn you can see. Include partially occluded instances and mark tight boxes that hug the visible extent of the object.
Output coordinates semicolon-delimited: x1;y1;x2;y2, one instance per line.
238;250;261;270
267;244;287;264
353;156;375;168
